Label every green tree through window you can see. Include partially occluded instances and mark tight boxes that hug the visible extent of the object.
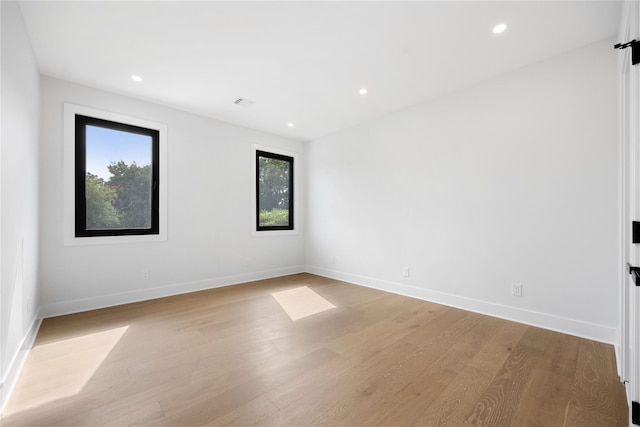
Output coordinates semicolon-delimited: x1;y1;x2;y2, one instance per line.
106;161;152;229
85;172;120;229
85;162;152;230
256;150;293;230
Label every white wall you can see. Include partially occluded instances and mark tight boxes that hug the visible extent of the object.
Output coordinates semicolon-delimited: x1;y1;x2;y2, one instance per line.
1;1;41;410
306;39;619;343
39;77;305;316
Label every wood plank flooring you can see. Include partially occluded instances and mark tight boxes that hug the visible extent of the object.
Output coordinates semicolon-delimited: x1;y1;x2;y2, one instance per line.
2;273;628;426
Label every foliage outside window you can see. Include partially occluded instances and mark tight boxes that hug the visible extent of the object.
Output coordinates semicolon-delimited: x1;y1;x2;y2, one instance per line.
256;150;294;231
75;115;159;237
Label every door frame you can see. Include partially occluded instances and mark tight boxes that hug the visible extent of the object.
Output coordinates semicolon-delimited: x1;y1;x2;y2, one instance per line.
619;1;640;423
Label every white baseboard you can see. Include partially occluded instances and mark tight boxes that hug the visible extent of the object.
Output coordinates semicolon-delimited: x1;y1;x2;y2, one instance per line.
39;265;305;319
1;317;42;414
305;265;617;345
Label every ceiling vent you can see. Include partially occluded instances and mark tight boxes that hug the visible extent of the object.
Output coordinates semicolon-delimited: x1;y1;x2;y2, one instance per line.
234;98;255;107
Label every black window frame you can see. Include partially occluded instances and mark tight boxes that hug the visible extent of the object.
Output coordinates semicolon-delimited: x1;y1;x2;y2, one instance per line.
75;114;160;237
256;150;294;231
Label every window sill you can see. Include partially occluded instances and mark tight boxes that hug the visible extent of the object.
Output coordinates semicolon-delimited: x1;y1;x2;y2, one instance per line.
64;233;167;246
251;229;299;238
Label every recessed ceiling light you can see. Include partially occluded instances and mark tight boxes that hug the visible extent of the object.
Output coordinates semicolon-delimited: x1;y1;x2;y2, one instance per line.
131;75;143;82
288;123;295;127
359;88;368;95
492;23;507;34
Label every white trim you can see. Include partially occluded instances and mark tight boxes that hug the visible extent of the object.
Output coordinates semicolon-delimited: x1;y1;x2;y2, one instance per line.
39;266;305;318
251;144;299;237
63;103;168;246
618;1;633;383
618;1;640;418
0;0;3;412
306;265;618;345
0;317;41;414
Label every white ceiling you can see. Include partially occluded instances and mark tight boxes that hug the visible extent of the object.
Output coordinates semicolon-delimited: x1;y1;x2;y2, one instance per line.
19;1;621;142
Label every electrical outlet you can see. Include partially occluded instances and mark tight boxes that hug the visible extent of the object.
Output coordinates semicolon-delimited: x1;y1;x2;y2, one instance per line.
512;283;522;297
402;267;410;277
142;269;150;280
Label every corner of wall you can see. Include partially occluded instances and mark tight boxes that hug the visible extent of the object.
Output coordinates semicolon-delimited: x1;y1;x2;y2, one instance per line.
1;0;43;414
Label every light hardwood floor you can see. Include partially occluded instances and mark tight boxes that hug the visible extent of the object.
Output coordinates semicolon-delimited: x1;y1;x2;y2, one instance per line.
2;273;628;426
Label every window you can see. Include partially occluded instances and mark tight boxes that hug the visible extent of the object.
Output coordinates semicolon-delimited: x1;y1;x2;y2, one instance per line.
256;150;294;231
75;114;159;237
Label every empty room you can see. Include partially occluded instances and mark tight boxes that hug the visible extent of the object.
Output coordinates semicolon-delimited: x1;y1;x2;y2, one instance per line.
1;0;638;426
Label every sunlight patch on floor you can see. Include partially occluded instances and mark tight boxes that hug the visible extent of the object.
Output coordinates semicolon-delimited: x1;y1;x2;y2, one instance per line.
272;286;336;321
4;326;129;415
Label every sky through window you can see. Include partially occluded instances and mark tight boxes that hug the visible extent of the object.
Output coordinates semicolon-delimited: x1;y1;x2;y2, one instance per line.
86;125;152;179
